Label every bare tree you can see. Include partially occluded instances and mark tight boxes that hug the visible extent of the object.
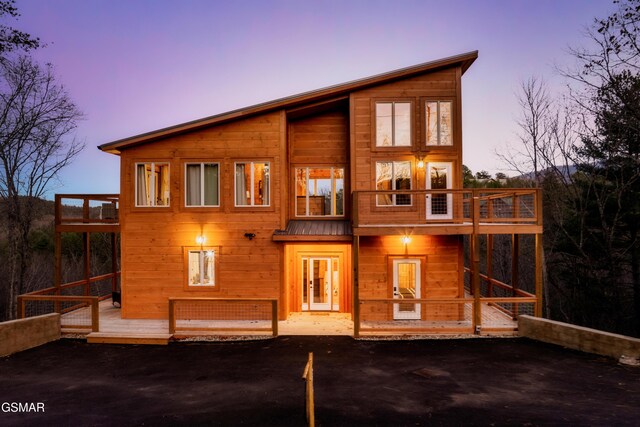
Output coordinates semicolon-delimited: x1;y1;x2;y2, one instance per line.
0;55;83;320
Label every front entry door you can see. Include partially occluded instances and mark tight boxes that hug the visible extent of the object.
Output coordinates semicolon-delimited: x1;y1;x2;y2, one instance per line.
393;259;421;320
302;257;332;311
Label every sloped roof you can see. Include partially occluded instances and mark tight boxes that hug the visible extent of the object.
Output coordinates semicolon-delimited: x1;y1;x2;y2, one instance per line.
99;50;478;154
272;220;352;241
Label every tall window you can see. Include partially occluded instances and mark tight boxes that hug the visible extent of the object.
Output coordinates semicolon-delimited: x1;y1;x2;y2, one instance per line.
185;163;219;207
376;102;411;147
135;162;170;207
235;162;270;207
376;161;411;206
295;167;344;217
188;249;216;287
425;101;452;146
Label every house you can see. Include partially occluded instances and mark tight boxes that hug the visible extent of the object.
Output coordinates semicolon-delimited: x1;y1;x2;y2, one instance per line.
88;50;542;335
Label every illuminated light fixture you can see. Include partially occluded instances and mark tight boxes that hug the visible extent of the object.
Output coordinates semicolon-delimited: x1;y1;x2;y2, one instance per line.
195;235;206;245
417;157;425;169
401;235;411;245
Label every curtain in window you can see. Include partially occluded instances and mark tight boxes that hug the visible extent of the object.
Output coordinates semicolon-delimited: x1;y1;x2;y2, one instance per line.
186;164;201;206
136;164;148;206
261;164;270;206
159;164;170;205
204;164;219;205
235;163;247;205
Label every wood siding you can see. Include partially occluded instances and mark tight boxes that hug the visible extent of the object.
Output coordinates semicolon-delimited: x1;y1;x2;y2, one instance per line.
119;112;285;318
358;235;464;320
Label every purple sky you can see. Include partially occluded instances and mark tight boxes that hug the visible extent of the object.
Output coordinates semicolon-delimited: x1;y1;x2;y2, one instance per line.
16;0;615;197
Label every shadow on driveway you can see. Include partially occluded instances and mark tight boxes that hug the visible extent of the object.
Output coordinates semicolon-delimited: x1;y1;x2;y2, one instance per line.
1;337;639;426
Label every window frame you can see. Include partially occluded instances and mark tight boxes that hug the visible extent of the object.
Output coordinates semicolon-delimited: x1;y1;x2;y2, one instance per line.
375;160;413;207
424;99;454;147
294;166;345;218
184;162;221;208
373;99;414;150
234;161;271;208
183;246;220;290
134;161;171;208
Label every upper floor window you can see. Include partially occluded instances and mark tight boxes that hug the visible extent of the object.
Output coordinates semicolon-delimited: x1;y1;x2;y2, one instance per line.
376;102;411;147
295;167;344;217
425;101;452;146
185;163;219;207
235;161;270;207
376;161;411;206
135;162;169;207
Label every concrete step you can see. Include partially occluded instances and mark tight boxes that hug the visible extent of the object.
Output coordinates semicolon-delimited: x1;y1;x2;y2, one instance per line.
86;332;172;345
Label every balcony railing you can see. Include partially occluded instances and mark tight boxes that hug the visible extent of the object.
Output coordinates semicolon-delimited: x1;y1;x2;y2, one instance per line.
352;188;542;229
55;194;120;225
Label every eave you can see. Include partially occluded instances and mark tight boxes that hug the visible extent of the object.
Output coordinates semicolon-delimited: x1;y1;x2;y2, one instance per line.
98;50;478;154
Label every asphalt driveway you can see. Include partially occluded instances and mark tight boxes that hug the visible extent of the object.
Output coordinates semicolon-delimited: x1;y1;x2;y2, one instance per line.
1;337;638;426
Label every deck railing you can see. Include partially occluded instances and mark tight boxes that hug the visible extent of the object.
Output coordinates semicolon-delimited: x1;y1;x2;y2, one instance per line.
352;188;541;228
356;298;475;335
55;194;120;225
17;295;100;332
168;298;278;336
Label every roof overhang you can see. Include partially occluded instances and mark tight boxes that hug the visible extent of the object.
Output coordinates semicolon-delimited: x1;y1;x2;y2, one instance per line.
99;50;478;155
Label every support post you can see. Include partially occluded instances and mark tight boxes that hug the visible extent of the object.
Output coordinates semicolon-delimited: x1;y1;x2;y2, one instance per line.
111;233;118;292
168;299;176;334
487;234;494;298
472;197;481;333
91;298;100;332
272;299;278;336
511;234;520;319
353;235;360;338
83;232;91;296
535;233;544;317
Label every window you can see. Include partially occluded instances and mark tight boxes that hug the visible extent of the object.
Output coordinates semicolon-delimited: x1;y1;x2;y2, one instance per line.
376;161;411;206
235;162;270;207
135;162;170;207
425;101;452;146
185;163;219;207
376;102;411;147
295;167;344;216
187;249;217;287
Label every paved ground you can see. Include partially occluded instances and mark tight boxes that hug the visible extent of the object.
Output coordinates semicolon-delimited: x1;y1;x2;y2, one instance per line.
1;337;638;426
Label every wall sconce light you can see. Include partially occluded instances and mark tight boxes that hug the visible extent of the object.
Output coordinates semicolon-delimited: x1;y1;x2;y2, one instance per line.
416;150;427;168
417;157;425;169
196;235;206;245
244;232;256;240
401;235;411;245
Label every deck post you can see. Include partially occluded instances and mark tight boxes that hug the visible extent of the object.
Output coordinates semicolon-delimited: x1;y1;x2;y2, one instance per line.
472;197;481;333
272;299;278;336
168;299;176;334
83;232;91;296
535;233;544;317
111;233;118;292
353;235;360;338
511;234;520;319
91;297;100;332
487;235;494;298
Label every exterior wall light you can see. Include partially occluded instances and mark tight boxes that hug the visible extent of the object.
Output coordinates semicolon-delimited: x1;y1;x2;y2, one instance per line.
195;235;206;245
417;157;425;169
402;235;411;245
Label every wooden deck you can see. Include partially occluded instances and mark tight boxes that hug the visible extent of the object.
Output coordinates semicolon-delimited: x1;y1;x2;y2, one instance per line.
62;299;517;343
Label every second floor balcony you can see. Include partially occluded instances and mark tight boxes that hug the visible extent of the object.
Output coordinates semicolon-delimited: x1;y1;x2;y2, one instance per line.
352;188;542;236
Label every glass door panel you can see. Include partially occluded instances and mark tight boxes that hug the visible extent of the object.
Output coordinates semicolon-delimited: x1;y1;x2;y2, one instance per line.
301;257;332;311
393;259;421;320
426;162;453;220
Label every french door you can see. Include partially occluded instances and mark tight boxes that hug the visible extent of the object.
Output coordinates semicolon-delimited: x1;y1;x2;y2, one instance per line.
426;162;453;220
301;257;332;311
393;259;421;320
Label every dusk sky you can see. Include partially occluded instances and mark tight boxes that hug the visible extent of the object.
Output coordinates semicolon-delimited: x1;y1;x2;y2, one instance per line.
16;0;615;197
